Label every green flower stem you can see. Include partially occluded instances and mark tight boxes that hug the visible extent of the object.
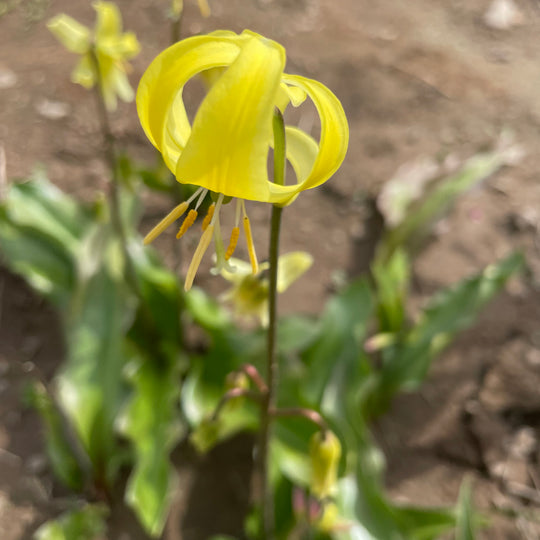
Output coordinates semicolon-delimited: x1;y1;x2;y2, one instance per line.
89;47;139;296
258;109;286;539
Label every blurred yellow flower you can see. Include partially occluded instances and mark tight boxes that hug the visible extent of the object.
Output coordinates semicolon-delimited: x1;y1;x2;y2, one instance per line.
309;430;341;498
48;1;140;111
137;30;348;290
171;0;211;18
220;252;313;326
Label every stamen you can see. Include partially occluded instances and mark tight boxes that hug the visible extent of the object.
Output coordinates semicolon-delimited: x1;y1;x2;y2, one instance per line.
202;203;215;231
225;227;240;260
235;199;242;228
187;186;205;205
210;193;236;275
243;215;259;275
176;209;198;239
194;188;209;210
184;225;214;291
143;201;188;245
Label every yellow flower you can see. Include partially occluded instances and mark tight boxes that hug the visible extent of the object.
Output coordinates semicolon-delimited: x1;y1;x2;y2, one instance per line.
220;252;313;326
137;30;348;290
171;0;211;19
48;1;140;111
309;430;341;498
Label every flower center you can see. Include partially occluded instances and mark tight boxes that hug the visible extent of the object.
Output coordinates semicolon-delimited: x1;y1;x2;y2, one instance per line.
143;189;259;291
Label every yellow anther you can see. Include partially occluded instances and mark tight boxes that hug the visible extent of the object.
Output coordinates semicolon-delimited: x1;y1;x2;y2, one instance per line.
202;203;215;231
176;209;198;239
243;216;259;275
225;227;240;260
143;201;189;245
184;225;214;291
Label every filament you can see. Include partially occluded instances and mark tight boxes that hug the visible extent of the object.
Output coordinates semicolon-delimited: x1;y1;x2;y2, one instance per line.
184;224;214;291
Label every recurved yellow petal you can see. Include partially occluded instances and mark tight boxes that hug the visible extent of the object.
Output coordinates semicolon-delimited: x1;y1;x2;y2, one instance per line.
282;74;348;193
47;15;90;54
174;37;285;200
71;54;95;88
99;32;140;59
284;126;319;186
136;34;241;154
93;1;121;41
276;251;313;293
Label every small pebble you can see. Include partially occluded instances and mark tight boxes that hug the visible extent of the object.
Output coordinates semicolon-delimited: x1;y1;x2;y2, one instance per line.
484;0;524;30
0;68;17;89
35;98;70;120
26;453;48;476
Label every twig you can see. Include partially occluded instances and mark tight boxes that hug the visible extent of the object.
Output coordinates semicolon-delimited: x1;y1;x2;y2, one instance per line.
210;388;262;421
270;407;329;434
240;363;268;394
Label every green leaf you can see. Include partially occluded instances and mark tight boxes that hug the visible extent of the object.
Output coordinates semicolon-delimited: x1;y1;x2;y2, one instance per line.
378;147;515;262
184;286;231;332
392;505;458;540
121;356;183;537
57;238;136;483
129;240;184;351
5;173;91;248
455;478;475;540
372;248;409;333
33;504;108;540
0;175;92;305
277;314;320;353
0;220;76;303
182;359;258;453
299;279;374;407
26;381;86;490
368;252;524;413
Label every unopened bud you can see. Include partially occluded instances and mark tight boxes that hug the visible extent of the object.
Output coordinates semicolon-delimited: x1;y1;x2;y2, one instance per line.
309;430;341;498
364;332;396;353
224;371;250;410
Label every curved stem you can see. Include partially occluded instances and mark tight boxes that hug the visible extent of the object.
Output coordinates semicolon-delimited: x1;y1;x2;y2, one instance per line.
89;48;139;296
270;407;329;434
211;388;262;422
258;109;286;540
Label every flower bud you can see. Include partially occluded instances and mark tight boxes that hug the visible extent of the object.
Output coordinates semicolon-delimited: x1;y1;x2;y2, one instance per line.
224;371;250;410
309;430;341;498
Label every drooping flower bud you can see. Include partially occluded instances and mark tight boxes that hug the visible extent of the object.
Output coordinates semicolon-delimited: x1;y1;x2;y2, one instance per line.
223;371;250;410
309;430;341;498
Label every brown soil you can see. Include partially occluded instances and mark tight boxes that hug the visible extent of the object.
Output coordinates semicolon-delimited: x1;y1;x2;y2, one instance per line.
2;0;540;538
